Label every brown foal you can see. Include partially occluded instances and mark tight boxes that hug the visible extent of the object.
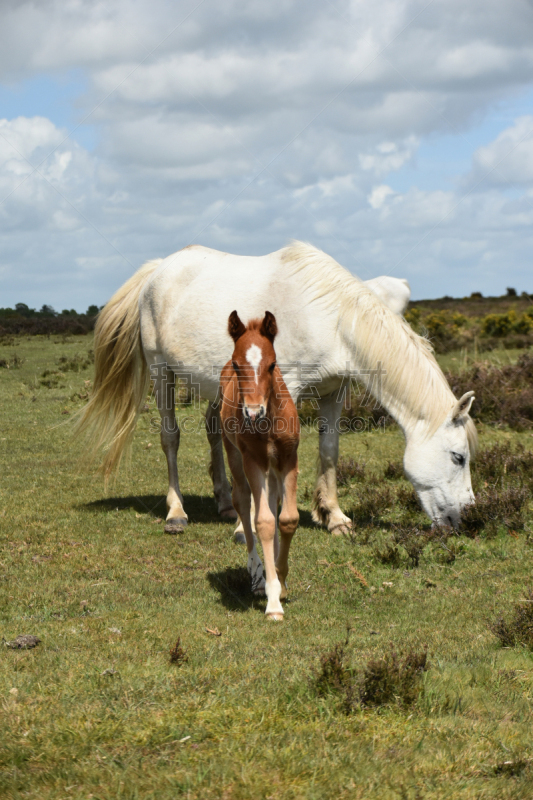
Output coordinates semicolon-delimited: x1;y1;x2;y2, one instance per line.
220;310;300;620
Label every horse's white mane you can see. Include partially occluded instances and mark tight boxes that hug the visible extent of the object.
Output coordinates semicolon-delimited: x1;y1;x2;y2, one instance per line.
281;241;476;453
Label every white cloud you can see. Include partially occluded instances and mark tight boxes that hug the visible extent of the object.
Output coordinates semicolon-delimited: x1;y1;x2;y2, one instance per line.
368;184;395;209
469;116;533;186
2;1;533;306
360;137;419;176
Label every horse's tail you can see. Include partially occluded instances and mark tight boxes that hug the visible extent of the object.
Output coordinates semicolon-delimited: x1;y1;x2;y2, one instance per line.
76;258;162;480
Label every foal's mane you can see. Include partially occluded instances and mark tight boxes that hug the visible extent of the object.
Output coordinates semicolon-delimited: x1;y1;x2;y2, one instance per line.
282;242;476;453
242;318;265;333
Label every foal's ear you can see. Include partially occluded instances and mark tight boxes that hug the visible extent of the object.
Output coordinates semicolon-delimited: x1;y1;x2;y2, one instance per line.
260;310;278;342
228;310;246;341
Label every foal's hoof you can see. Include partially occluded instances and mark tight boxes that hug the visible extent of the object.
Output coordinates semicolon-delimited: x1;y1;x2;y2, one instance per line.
220;507;238;521
233;531;246;544
164;517;188;535
266;612;284;621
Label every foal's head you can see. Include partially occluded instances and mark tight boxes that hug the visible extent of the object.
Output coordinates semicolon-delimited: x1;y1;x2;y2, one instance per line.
228;310;278;423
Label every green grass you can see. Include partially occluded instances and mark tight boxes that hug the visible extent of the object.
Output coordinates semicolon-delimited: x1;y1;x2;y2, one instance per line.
2;335;533;799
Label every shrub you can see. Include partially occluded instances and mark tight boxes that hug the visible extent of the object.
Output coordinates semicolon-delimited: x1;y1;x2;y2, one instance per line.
491;590;533;649
169;637;188;665
460;487;529;537
351;486;393;524
313;641;357;714
481;309;533;337
473;441;533;485
384;461;403;480
336;457;366;486
0;352;24;369
359;646;429;708
313;641;429;712
445;354;533;430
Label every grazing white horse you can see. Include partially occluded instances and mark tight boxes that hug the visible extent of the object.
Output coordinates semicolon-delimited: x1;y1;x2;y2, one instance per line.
78;242;476;535
364;276;411;315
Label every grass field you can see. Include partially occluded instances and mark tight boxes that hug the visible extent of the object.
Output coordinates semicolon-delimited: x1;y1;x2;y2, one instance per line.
2;335;533;800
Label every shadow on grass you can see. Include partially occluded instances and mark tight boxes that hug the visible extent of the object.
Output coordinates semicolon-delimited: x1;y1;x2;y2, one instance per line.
207;566;259;613
81;493;220;524
82;496;318;531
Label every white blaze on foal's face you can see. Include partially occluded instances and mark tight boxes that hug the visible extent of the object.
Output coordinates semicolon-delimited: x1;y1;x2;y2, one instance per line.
246;344;262;384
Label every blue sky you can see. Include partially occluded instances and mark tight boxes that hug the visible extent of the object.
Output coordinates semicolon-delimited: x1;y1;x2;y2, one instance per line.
2;0;533;310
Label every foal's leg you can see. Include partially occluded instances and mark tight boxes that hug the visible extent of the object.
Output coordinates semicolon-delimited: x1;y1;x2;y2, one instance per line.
268;470;280;562
276;453;299;600
205;401;237;520
313;392;352;535
153;368;188;534
225;442;265;594
245;456;283;620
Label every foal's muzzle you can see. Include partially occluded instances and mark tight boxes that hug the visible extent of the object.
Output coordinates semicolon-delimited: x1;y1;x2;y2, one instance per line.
243;403;266;424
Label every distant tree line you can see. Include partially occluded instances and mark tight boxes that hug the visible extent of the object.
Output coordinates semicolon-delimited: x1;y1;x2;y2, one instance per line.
0;303;101;319
0;303;102;336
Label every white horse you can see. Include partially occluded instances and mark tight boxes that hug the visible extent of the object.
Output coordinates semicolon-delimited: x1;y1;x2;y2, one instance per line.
364;276;411;315
78;242;476;535
232;271;410;540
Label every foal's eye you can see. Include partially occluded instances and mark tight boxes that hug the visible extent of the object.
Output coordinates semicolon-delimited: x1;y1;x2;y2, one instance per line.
269;362;276;372
232;361;239;372
451;452;465;467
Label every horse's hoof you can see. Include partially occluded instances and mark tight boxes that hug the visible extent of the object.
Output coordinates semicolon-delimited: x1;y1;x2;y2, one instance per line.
330;523;352;536
266;612;284;621
164;517;188;535
220;507;238;521
233;531;246;544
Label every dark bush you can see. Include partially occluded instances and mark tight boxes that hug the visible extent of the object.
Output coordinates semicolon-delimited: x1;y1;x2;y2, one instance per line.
396;486;420;512
473;441;533;485
313;641;429;712
491;590;533;649
384;461;403;480
446;354;533;431
392;526;431;568
359;646;429;708
313;641;357;713
169;637;188;665
373;539;403;567
336;457;366;486
351;486;393;524
461;487;529;537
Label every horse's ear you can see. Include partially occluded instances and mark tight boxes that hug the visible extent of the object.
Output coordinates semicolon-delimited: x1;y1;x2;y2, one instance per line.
228;310;246;342
260;311;277;342
451;391;475;421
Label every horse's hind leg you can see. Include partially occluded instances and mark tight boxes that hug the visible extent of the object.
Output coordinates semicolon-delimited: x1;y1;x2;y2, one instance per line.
224;441;265;595
153;366;188;534
205;401;237;521
313;392;352;535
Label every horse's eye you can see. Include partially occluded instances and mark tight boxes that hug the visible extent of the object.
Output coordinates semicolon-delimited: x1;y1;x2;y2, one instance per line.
451;452;465;467
232;361;239;372
269;362;276;372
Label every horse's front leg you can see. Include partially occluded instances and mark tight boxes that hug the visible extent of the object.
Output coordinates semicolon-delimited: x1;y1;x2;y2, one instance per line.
205;401;237;520
245;457;283;621
312;392;352;536
153;367;188;534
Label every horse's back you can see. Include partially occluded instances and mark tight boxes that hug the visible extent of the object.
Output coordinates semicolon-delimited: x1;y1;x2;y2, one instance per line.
138;245;326;390
364;276;411;315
